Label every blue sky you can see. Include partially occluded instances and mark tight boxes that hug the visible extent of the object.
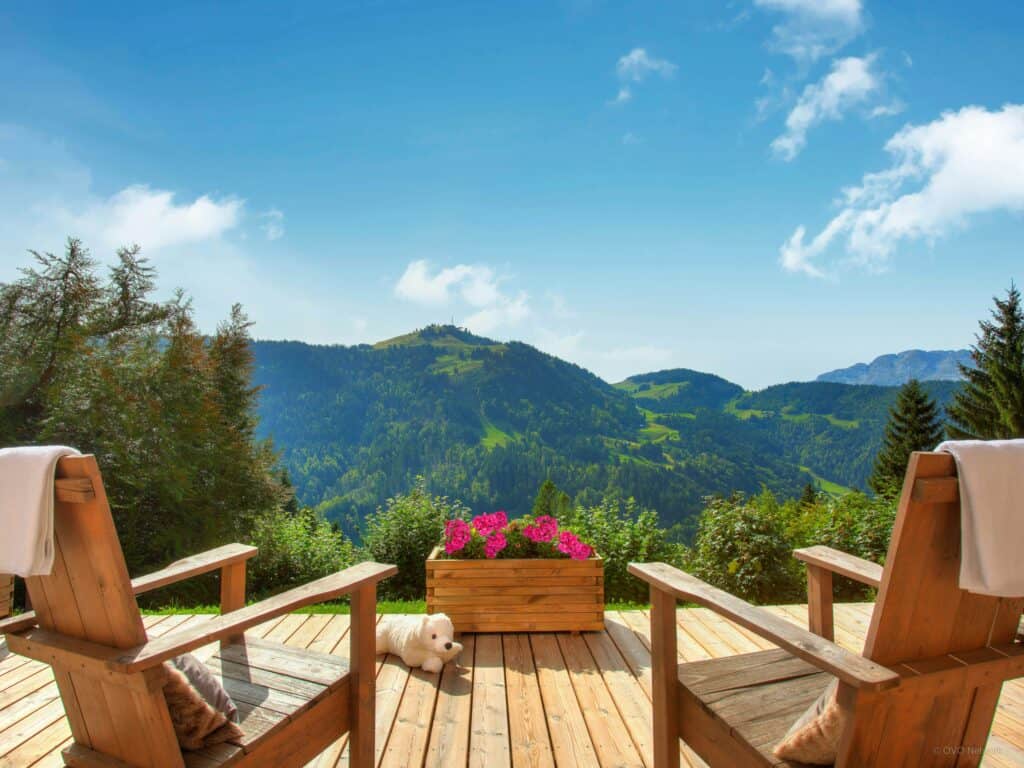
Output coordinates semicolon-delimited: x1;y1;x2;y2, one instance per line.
2;1;1022;388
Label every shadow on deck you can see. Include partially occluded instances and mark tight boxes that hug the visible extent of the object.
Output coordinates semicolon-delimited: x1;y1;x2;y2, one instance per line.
1;605;1023;767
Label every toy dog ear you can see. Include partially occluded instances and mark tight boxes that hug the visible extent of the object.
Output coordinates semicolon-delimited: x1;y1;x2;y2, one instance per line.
419;615;431;632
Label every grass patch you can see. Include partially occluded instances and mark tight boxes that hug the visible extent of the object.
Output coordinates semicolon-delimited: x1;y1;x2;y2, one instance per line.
480;416;514;448
724;399;769;420
799;466;853;496
141;599;429;616
140;599;647;615
638;411;679;443
429;353;485;377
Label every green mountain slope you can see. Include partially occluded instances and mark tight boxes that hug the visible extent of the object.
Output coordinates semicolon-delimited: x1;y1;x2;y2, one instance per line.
251;327;961;535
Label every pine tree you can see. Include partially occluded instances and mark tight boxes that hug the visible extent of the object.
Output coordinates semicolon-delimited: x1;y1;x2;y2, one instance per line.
870;379;945;496
799;482;818;507
532;478;572;519
947;284;1024;440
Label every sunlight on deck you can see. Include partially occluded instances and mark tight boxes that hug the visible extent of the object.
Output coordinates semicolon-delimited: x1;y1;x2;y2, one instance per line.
2;605;1023;767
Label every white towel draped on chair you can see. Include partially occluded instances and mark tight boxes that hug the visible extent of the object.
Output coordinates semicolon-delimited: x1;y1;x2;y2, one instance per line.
936;439;1024;597
0;445;81;576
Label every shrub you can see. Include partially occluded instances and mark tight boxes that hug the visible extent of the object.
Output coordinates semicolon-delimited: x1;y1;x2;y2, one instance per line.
560;494;685;602
362;477;470;599
247;507;355;598
687;490;803;604
688;488;899;604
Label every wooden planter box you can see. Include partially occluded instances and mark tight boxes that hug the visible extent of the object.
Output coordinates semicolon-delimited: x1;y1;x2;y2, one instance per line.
0;574;12;619
425;546;604;633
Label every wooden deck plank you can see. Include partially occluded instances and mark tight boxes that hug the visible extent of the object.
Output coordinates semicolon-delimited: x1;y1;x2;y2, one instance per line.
583;630;655;766
558;633;645;768
503;634;554;768
424;634;475;768
469;634;510;768
530;634;599;767
4;605;1024;767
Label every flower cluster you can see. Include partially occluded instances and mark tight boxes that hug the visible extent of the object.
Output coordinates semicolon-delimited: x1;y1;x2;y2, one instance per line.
443;519;472;555
557;531;593;560
441;511;595;560
472;511;508;537
523;515;558;543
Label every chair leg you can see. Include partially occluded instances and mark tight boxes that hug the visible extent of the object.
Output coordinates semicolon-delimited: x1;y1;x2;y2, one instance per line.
651;586;680;768
806;566;834;641
349;583;377;768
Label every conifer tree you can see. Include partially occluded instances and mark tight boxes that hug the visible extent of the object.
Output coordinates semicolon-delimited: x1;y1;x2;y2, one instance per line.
947;284;1024;439
532;478;572;519
870;379;945;496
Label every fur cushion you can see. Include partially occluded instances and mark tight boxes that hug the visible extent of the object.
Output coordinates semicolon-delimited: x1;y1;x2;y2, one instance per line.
773;679;847;765
162;663;244;751
169;653;238;722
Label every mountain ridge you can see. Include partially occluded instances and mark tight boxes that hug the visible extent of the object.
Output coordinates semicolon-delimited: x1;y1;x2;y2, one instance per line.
816;349;972;386
250;326;961;534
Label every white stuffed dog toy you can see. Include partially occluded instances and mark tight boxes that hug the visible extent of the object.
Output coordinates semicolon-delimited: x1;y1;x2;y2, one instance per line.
375;613;463;673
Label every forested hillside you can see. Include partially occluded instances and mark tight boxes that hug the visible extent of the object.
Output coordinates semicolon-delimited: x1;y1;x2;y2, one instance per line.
252;326;961;535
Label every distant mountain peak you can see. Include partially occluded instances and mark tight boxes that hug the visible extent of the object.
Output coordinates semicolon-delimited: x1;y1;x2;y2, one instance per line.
374;324;501;350
816;349;972;386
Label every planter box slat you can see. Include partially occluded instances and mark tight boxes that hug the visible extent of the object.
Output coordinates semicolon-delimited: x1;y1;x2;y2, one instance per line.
426;547;604;633
425;589;598;602
428;593;601;606
0;574;12;619
428;576;600;588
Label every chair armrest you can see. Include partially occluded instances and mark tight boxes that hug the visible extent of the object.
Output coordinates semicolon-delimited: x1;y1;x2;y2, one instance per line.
628;562;899;691
111;561;397;672
0;543;260;635
793;546;882;588
132;543;258;596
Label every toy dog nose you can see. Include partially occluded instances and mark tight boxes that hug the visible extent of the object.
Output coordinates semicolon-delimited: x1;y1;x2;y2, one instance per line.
445;642;453;650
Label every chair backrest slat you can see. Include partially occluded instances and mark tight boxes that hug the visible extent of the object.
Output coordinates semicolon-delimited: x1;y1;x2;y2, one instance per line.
838;450;1024;766
23;455;182;768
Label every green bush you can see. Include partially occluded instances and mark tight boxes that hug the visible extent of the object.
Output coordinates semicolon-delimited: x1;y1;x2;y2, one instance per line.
362;477;470;599
687;490;803;604
686;488;898;605
247;507;355;598
560;493;685;602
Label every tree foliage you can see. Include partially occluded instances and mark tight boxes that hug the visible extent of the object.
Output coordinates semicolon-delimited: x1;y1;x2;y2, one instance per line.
869;379;945;497
0;239;287;599
948;284;1024;439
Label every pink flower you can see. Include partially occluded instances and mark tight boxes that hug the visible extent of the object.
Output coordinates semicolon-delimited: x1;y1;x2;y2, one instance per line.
557;531;593;560
472;511;508;537
484;531;507;559
523;515;558;543
444;519;471;555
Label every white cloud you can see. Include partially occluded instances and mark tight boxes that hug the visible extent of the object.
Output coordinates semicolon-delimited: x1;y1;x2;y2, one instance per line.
616;48;677;81
610;87;632;105
754;0;864;62
869;100;906;119
610;48;676;105
56;185;243;251
394;260;501;306
464;291;530;335
771;55;881;160
780;104;1024;277
394;260;530;334
260;209;284;240
621;132;642;145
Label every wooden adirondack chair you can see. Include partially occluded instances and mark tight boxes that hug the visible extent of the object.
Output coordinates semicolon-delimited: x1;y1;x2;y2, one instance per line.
630;450;1024;767
0;454;397;768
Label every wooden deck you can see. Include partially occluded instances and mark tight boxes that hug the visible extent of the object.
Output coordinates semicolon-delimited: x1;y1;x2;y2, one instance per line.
2;604;1024;767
